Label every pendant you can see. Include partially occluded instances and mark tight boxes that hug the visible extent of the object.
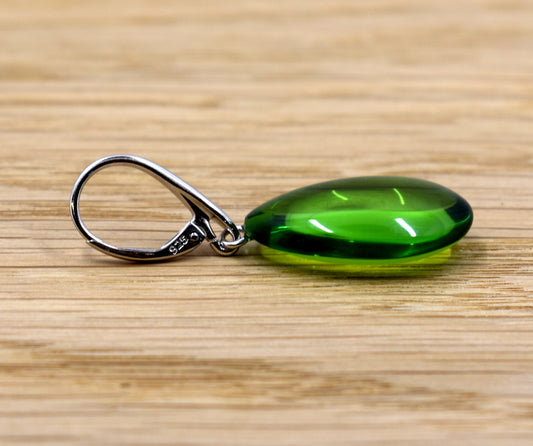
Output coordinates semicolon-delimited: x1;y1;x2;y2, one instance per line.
245;177;473;263
70;155;473;264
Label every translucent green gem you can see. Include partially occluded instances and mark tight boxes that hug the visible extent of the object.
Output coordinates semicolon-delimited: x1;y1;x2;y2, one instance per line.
244;177;473;263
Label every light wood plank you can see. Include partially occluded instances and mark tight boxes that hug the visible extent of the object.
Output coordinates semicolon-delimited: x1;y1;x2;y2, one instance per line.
1;1;532;445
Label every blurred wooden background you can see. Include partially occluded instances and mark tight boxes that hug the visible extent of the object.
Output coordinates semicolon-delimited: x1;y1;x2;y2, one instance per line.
1;1;532;445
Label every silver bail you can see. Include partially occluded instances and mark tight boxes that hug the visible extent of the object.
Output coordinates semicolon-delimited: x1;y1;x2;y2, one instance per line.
70;154;247;262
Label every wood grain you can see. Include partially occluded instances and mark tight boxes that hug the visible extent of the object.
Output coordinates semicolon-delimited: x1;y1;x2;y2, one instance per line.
1;1;532;445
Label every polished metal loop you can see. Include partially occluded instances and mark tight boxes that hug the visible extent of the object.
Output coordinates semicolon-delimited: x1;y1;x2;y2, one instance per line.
217;225;249;252
70;154;246;262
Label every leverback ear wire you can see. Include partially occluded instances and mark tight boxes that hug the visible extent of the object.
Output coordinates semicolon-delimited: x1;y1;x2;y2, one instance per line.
70;154;248;262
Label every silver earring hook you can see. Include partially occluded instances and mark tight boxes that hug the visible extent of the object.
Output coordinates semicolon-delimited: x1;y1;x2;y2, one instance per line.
70;154;248;262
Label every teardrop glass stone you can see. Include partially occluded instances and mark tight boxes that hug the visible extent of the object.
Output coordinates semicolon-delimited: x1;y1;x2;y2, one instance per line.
244;177;473;263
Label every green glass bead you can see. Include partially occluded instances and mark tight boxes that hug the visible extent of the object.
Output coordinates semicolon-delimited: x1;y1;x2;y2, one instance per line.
244;177;473;263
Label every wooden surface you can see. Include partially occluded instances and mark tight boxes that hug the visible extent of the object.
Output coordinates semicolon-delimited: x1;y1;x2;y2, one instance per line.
1;1;533;445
